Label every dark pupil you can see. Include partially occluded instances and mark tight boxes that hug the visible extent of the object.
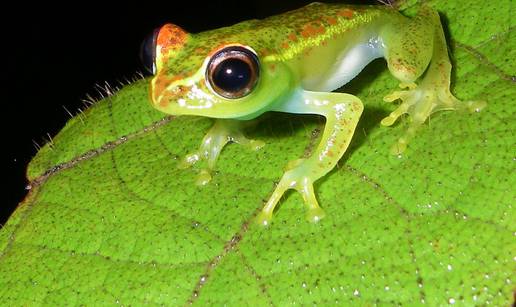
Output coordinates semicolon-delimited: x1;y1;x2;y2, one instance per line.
139;28;159;75
212;58;251;93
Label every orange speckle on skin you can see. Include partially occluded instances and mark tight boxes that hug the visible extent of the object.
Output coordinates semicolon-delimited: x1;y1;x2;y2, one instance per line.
301;23;326;38
170;74;186;82
281;42;289;49
325;16;338;25
337;8;354;19
159;97;170;108
259;48;272;56
158;89;176;108
172;85;190;97
159;84;190;108
301;25;314;38
288;33;298;42
269;64;276;71
157;23;189;53
152;71;189;106
153;74;173;98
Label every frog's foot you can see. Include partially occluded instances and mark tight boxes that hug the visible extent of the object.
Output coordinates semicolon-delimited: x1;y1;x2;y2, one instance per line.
177;151;213;186
380;82;486;155
256;167;325;226
177;119;264;186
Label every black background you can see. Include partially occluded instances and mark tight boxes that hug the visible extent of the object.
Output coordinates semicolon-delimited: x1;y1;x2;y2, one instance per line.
2;0;377;225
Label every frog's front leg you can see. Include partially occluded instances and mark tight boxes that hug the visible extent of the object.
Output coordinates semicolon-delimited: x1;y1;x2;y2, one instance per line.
257;91;363;225
380;7;485;154
179;119;264;185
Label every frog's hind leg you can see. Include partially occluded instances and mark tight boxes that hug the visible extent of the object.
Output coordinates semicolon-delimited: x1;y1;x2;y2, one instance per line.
380;7;485;154
178;119;264;185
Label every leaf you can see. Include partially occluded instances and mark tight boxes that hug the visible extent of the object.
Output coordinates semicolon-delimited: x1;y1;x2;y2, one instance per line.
1;0;514;305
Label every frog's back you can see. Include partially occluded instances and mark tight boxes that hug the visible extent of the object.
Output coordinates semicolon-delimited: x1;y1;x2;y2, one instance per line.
216;2;397;61
164;3;397;79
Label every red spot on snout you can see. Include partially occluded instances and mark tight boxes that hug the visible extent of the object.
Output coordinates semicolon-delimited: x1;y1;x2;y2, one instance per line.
157;24;188;54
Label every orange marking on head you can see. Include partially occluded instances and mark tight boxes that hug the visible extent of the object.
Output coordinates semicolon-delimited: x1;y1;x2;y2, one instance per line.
158;84;190;108
175;85;190;96
159;96;170;108
151;71;189;106
157;24;188;54
157;88;178;108
281;41;289;49
337;9;354;19
153;74;172;99
172;74;186;82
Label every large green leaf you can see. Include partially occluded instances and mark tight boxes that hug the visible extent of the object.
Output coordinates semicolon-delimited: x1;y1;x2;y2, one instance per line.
1;0;514;305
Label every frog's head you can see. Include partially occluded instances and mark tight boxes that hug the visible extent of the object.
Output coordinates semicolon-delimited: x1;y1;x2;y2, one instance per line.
141;23;294;120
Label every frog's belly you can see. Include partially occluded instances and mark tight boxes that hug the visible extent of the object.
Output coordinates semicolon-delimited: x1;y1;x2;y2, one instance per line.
300;35;385;92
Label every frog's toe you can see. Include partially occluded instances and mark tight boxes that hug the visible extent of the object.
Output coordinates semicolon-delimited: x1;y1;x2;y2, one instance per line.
381;88;433;154
297;175;326;223
381;89;418;127
463;99;487;113
177;152;213;185
256;210;273;227
380;101;411;126
195;169;212;186
389;125;416;155
257;165;326;226
248;139;266;151
381;82;485;155
306;206;326;223
233;135;265;151
177;152;201;169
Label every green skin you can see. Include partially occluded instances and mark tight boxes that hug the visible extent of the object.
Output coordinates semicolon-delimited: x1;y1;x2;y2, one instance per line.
149;3;485;225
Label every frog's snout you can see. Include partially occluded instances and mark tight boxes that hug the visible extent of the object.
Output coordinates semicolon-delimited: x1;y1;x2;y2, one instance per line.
150;80;186;111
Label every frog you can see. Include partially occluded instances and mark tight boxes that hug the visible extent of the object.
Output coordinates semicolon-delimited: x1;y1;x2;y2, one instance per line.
141;2;485;226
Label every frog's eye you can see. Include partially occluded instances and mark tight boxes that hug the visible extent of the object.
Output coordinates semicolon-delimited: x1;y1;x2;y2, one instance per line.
140;28;159;75
207;46;260;99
